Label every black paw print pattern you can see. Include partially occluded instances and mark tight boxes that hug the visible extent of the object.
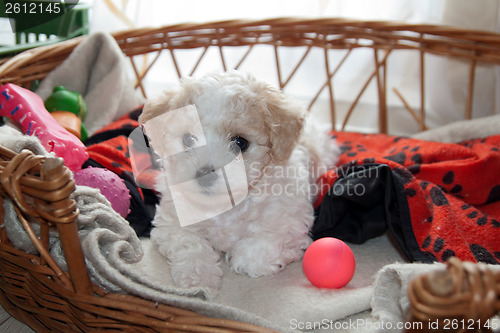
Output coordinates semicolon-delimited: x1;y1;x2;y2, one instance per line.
329;131;500;265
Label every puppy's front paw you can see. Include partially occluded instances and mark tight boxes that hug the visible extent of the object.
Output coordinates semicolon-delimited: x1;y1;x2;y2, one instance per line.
228;237;289;277
170;260;223;290
229;234;311;277
231;254;285;277
151;225;223;289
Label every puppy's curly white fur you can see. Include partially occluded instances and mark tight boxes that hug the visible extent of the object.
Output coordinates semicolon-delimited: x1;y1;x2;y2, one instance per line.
139;71;339;289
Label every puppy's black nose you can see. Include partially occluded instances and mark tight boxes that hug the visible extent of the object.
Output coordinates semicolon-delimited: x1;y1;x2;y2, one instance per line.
196;165;218;187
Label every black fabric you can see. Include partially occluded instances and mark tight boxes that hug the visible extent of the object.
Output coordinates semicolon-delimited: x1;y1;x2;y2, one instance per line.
312;164;413;260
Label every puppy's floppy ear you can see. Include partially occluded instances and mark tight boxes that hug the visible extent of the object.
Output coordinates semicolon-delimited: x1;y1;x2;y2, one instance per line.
139;88;180;125
264;88;307;163
140;76;200;124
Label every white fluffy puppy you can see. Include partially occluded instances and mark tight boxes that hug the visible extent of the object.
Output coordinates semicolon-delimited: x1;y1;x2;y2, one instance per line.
139;71;339;289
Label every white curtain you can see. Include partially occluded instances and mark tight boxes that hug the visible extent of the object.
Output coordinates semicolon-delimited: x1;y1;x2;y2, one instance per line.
89;0;500;135
90;0;445;30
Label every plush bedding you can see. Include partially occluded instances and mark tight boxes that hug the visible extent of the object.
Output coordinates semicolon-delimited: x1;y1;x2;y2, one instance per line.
314;132;500;265
2;32;500;333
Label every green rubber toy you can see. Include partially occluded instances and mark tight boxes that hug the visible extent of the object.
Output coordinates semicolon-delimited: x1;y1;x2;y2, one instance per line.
45;85;88;141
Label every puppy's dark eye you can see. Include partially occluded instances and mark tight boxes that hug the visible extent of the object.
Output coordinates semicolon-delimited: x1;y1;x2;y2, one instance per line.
230;136;249;153
183;133;197;148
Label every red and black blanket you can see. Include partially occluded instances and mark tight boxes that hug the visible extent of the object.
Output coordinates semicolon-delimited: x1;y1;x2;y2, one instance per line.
83;108;159;237
83;109;500;265
313;132;500;264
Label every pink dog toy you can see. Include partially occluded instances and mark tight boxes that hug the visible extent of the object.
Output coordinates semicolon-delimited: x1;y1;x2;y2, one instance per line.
0;84;88;171
73;167;131;218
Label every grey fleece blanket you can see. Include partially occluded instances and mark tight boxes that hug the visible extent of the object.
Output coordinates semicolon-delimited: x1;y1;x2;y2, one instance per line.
3;31;500;332
35;32;144;136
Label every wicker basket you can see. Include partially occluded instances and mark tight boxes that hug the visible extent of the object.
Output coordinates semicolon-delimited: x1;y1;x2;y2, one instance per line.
406;257;500;333
3;18;500;133
1;18;500;332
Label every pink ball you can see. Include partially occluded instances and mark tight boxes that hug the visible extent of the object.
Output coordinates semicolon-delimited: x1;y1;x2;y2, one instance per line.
74;167;131;218
303;237;355;289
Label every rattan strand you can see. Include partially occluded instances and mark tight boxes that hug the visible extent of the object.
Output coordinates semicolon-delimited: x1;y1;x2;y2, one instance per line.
406;257;500;333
